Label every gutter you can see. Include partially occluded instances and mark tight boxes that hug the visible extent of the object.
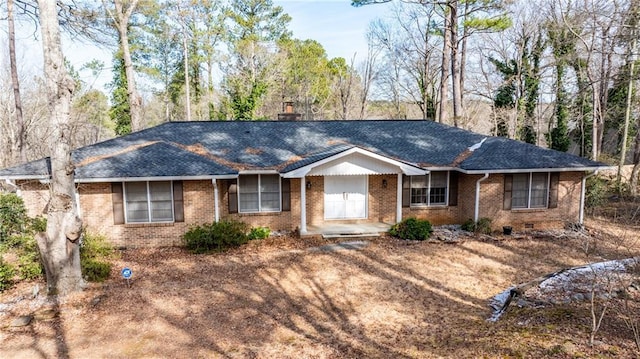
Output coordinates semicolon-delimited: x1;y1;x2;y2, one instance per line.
579;170;599;225
212;178;220;222
474;173;490;222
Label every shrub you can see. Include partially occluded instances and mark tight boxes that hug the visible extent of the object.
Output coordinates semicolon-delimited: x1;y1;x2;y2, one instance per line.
80;232;114;282
0;258;15;292
29;216;47;233
248;226;270;240
461;218;493;234
82;259;111;282
586;176;608;208
461;219;476;232
389;217;432;240
183;220;250;253
0;193;28;242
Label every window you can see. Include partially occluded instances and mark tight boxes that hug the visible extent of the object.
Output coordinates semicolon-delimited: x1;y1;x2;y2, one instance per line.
510;173;549;209
124;181;175;223
238;174;281;213
409;172;449;206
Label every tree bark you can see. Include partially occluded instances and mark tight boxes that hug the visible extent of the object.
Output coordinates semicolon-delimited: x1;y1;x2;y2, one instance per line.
438;2;452;124
8;0;27;164
449;1;462;127
112;0;143;132
37;0;84;296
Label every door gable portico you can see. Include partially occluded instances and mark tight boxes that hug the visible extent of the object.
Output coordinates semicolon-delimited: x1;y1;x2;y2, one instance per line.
282;147;426;178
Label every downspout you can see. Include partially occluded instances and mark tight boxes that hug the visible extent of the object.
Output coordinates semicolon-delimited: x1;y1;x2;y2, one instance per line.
212;178;220;222
579;170;598;225
300;176;307;234
2;179;20;195
396;173;402;223
474;173;489;222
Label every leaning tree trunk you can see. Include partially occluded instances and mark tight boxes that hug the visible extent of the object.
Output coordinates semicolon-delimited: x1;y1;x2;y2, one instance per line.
37;0;84;295
8;0;27;164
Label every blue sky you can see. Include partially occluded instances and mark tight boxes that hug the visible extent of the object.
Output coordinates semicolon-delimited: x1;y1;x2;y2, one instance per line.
10;1;394;92
274;0;394;61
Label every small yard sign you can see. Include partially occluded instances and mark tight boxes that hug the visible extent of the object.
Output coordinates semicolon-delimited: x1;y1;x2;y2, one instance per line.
121;267;132;287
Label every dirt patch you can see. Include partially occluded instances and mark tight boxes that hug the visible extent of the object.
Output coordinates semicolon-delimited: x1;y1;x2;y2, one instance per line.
1;222;640;358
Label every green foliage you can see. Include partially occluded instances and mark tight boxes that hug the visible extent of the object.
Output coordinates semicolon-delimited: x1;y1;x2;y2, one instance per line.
0;258;14;292
389;217;432;241
82;259;112;283
461;218;493;234
248;226;270;240
18;250;43;280
80;232;114;282
585;176;609;208
183;220;250;253
109;54;131;135
11;234;43;280
0;193;28;242
30;216;47;233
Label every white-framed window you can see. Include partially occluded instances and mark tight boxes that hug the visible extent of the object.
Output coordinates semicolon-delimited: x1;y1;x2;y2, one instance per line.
124;181;174;223
410;172;449;206
238;174;281;213
512;173;549;209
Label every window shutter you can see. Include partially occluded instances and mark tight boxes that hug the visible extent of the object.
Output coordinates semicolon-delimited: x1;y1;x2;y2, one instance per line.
448;172;458;206
228;179;238;214
548;172;560;209
503;174;513;210
112;183;124;225
173;181;184;222
281;178;291;212
402;175;411;208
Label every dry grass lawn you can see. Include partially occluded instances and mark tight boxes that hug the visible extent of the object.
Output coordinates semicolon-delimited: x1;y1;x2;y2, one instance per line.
1;217;640;358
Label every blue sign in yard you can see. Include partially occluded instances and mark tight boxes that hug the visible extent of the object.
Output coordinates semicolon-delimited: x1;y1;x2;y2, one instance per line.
121;267;132;279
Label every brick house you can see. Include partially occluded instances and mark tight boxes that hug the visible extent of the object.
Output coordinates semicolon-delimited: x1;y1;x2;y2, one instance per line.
0;120;610;247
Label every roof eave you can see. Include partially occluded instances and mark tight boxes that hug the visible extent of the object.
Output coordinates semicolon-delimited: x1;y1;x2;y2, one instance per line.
460;165;615;174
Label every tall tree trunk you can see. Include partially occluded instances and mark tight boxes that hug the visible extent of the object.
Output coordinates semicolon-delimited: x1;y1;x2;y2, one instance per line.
438;2;451;124
449;1;462;127
37;0;84;296
112;0;143;132
618;37;637;184
8;0;27;164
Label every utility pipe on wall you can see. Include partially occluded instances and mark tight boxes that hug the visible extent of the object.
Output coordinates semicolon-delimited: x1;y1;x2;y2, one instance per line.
300;176;307;234
474;173;489;222
212;178;220;222
579;170;598;225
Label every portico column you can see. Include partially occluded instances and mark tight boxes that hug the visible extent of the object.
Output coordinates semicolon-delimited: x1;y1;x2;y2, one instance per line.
300;176;307;234
396;173;402;223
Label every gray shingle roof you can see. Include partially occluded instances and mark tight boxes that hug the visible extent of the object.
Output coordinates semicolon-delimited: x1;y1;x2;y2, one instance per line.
0;120;608;180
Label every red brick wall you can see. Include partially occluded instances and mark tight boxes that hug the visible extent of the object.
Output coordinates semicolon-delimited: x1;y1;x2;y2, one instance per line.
14;171;585;247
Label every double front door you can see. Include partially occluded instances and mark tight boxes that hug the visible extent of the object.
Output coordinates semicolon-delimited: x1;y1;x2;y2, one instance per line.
324;175;367;219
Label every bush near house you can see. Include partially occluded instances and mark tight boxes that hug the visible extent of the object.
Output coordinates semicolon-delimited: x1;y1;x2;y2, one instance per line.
0;193;28;243
183;220;252;253
462;218;493;234
80;232;115;282
248;226;271;240
389;217;432;240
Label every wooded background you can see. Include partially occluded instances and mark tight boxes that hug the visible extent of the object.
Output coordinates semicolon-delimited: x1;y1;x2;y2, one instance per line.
2;0;639;185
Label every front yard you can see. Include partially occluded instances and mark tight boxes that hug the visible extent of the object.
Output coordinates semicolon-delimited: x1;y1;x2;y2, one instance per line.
1;218;639;358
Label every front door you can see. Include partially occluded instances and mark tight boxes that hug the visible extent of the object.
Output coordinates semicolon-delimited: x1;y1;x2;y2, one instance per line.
324;175;367;219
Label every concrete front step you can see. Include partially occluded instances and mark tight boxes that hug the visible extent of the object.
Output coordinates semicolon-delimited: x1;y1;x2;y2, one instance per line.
321;232;382;239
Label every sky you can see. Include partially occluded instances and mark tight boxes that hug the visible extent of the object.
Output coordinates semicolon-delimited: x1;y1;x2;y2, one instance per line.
8;1;395;93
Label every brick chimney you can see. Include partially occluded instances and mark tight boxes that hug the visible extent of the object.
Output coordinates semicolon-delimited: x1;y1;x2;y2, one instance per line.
277;101;302;121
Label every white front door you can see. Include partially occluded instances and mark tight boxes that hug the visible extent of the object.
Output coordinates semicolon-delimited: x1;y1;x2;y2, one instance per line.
324;175;367;219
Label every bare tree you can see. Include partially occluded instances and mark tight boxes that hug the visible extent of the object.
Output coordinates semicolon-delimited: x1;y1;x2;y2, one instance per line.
104;0;143;132
36;0;84;295
7;0;26;164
